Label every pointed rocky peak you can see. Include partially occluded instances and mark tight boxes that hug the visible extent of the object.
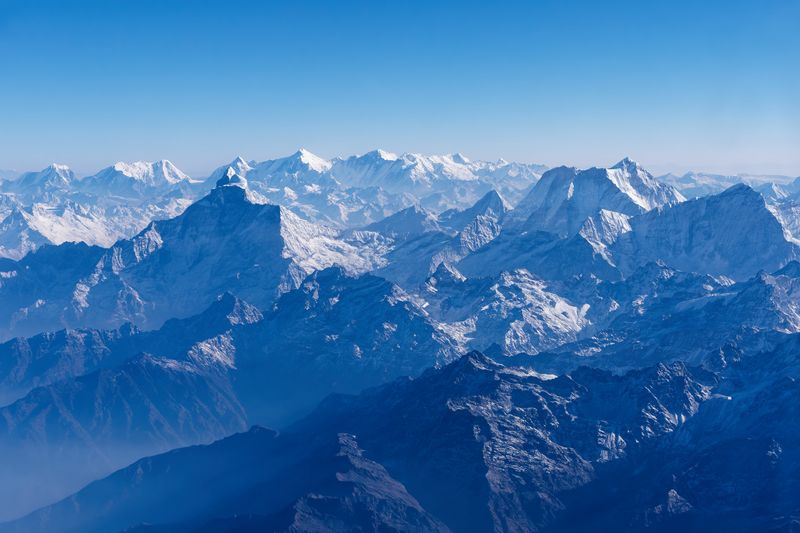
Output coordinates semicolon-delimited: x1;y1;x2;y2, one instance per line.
602;159;685;209
230;155;250;168
611;156;643;172
229;156;253;176
473;189;510;215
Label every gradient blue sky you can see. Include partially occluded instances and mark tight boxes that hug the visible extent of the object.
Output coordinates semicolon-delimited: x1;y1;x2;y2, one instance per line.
1;0;798;176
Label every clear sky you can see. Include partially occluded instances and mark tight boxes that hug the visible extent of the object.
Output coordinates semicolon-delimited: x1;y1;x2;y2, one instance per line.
0;0;798;177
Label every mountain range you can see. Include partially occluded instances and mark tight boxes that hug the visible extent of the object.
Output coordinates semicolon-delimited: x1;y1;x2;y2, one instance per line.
0;150;799;531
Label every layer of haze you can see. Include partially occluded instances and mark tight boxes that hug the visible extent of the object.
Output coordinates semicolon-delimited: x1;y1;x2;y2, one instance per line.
0;0;798;176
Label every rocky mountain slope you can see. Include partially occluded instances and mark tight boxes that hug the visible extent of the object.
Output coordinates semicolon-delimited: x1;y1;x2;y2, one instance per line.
2;351;717;533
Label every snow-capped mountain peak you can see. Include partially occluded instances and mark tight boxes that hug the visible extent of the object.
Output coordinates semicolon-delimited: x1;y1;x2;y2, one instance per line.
368;148;399;161
509;160;684;236
226;149;336;191
610;156;642;171
78;159;199;200
227;156;252;174
109;159;193;185
0;165;77;210
46;163;72;175
605;157;685;210
293;148;332;173
8;164;75;189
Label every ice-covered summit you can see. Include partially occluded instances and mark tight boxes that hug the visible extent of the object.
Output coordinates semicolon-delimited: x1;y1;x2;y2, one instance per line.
370;148;399;161
293;148;333;173
261;148;333;176
111;160;192;185
78;159;200;199
508;158;684;236
607;157;685;210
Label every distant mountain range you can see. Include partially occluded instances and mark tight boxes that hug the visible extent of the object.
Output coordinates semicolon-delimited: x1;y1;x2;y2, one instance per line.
2;149;795;261
0;150;548;260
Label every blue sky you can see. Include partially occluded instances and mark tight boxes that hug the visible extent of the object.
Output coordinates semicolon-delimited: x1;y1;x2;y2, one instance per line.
0;0;798;176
